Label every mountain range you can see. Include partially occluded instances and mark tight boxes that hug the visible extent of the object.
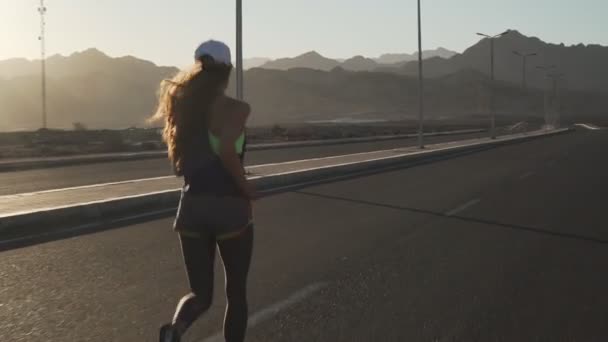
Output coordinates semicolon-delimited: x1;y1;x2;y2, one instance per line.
394;30;608;92
0;30;607;131
257;48;457;71
0;49;178;130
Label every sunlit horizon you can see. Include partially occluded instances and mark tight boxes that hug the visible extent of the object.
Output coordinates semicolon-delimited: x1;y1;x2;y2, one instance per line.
1;0;607;67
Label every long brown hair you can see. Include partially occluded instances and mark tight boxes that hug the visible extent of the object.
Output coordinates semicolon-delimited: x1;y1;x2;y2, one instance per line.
151;56;232;175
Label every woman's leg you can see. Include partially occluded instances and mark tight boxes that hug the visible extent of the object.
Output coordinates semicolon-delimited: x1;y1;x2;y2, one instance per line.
217;225;254;342
172;233;217;335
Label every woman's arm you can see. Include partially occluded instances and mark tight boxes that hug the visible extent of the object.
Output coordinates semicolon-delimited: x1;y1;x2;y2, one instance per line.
218;99;255;199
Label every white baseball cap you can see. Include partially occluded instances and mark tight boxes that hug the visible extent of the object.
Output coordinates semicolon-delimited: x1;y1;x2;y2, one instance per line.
194;40;232;65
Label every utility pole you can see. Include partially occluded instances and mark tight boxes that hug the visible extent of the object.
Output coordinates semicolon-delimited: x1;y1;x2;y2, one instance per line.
477;30;510;139
38;0;48;130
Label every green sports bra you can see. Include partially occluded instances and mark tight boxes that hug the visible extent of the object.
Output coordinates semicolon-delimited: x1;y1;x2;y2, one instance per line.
208;131;245;155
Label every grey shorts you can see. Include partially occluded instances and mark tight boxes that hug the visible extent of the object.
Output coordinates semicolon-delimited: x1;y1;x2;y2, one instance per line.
174;191;252;239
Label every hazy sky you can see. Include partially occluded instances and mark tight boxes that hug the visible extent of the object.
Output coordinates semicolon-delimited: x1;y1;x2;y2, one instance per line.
1;0;606;67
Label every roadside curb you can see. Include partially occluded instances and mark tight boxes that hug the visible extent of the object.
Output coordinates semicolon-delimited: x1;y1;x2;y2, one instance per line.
0;128;572;247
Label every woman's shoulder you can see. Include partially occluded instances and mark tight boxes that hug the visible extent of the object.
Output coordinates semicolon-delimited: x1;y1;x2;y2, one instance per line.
215;96;250;118
210;96;250;133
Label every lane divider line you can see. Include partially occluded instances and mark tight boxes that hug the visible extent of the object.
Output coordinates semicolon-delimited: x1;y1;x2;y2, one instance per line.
445;199;481;217
202;282;328;342
519;172;535;180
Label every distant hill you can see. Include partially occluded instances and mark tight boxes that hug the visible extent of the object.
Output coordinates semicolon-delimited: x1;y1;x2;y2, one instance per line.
0;48;177;81
426;47;459;60
341;56;380;71
375;48;458;65
260;51;340;71
0;58;33;79
259;48;458;72
243;57;271;70
0;49;177;131
394;30;608;92
375;53;414;65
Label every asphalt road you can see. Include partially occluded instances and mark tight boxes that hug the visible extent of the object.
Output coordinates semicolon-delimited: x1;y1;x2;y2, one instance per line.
0;132;489;196
2;129;606;341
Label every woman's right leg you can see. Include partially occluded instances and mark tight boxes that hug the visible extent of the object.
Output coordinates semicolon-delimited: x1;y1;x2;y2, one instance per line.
217;225;254;342
172;233;217;335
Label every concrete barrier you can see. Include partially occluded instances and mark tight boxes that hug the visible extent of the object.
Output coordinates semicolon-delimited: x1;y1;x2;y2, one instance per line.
0;129;484;172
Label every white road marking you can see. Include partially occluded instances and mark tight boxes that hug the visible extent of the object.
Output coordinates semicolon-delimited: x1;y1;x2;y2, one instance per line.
445;199;481;217
519;171;535;180
202;282;328;342
574;123;601;130
3;175;175;198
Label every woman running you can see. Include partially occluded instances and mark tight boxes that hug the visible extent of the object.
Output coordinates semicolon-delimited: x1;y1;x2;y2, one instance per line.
153;40;255;342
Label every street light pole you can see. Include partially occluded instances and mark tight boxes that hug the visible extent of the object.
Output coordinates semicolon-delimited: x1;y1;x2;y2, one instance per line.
543;79;549;128
513;51;537;90
38;0;48;130
548;72;564;128
552;77;558;127
236;0;249;159
536;65;556;128
490;38;496;138
477;30;510;139
236;0;243;100
417;0;424;149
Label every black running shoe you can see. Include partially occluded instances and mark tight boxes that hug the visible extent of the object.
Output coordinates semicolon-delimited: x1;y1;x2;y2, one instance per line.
159;324;180;342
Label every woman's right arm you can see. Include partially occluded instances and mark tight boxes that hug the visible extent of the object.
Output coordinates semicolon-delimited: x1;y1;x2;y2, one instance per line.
217;99;255;199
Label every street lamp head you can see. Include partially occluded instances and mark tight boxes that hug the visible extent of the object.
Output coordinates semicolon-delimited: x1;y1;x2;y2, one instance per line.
498;30;511;37
476;32;490;38
513;50;522;56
